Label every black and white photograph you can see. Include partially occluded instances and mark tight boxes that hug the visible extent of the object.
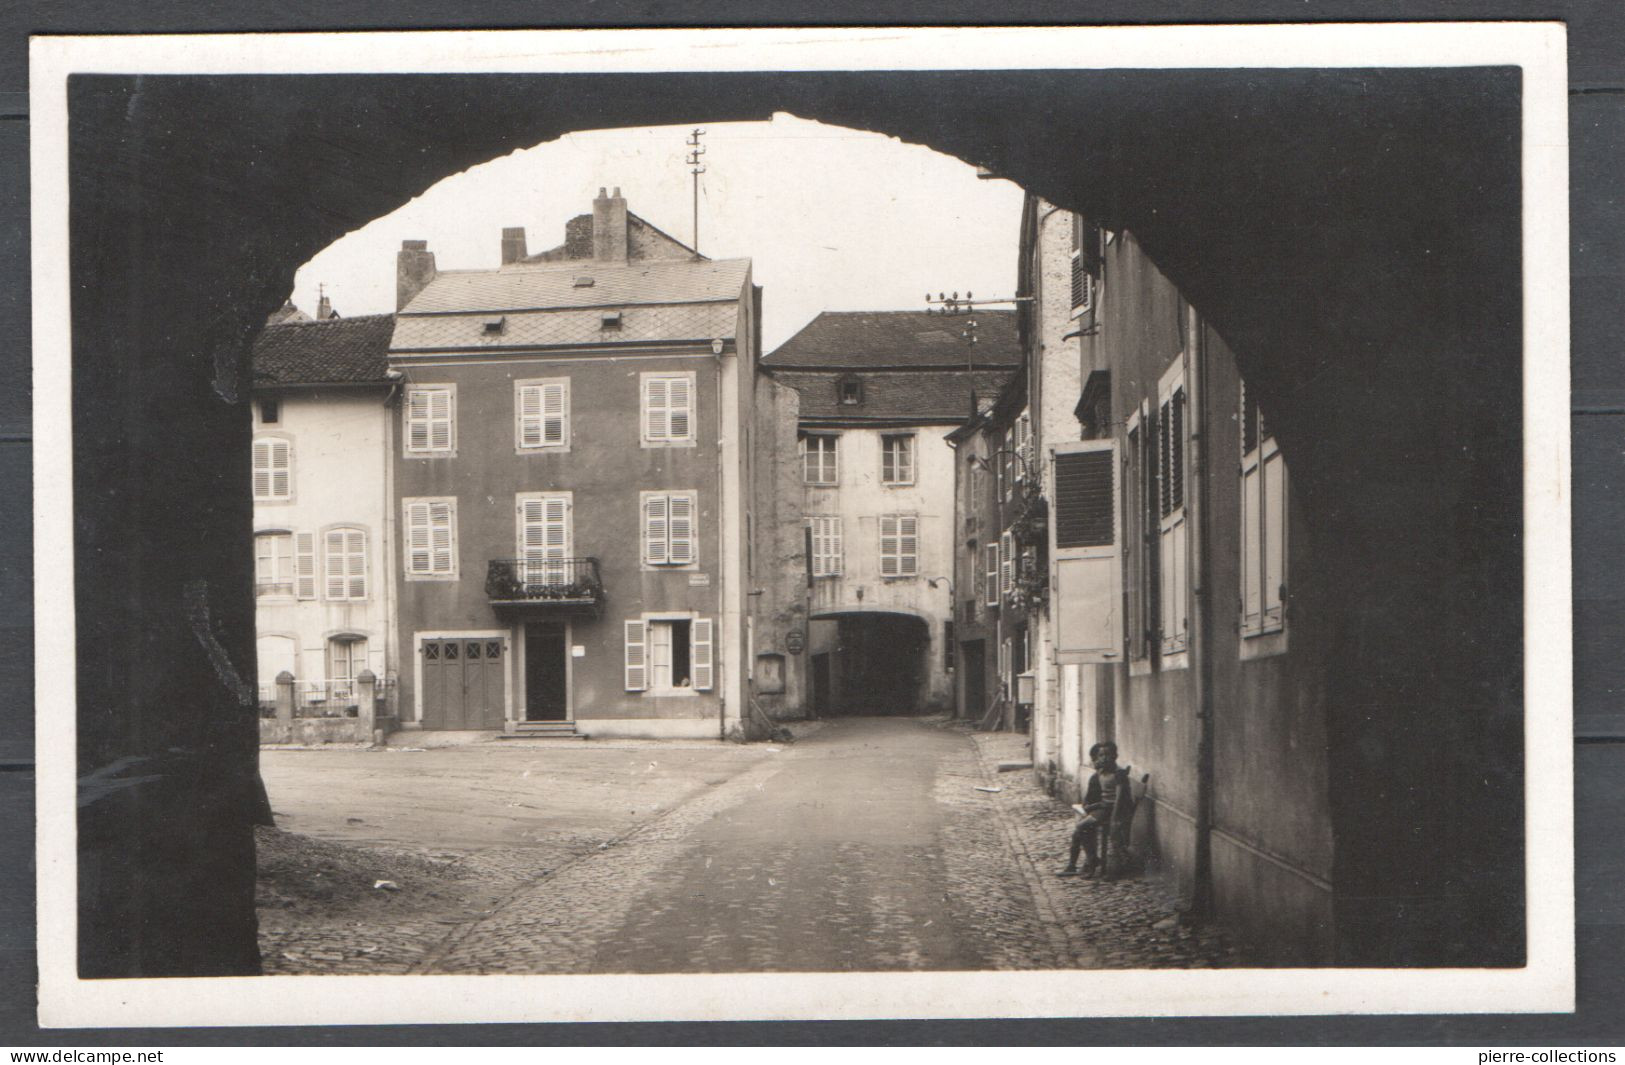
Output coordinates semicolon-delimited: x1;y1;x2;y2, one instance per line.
28;23;1573;1027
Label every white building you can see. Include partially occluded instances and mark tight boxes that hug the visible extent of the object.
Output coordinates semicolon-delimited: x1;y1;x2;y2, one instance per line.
250;311;399;742
760;311;1019;716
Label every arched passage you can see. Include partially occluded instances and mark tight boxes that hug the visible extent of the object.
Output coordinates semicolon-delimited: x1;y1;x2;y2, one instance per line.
67;66;1523;975
809;610;933;716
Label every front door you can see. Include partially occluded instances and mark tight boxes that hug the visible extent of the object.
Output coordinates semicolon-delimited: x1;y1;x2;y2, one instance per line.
524;621;570;722
962;639;986;720
421;637;506;729
811;653;831;718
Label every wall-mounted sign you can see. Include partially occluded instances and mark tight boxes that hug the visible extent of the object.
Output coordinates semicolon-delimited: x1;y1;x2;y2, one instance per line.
786;630;805;655
687;573;711;587
572;645;586;658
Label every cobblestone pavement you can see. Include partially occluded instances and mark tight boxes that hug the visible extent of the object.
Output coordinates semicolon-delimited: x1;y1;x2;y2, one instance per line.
410;717;1236;974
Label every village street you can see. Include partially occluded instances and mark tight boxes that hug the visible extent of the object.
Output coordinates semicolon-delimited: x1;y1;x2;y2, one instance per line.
257;718;1238;974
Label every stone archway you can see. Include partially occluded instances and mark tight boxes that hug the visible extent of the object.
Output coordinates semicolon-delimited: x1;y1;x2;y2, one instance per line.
67;66;1523;975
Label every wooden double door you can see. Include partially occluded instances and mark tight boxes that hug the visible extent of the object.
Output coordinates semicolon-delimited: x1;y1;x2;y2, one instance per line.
421;636;506;730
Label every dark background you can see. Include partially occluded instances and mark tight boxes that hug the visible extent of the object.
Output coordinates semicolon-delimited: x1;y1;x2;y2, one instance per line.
1;0;1621;1046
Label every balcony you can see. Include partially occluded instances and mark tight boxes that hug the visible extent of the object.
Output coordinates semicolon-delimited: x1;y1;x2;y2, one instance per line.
486;557;605;616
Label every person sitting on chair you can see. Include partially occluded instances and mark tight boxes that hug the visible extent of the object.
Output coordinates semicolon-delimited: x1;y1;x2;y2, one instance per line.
1057;741;1134;879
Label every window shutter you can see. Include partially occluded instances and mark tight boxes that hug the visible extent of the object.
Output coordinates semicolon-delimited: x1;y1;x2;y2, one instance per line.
406;503;429;574
986;543;999;605
880;515;899;576
1241;454;1263;636
430;389;453;451
252;441;270;498
668;494;695;564
518;385;543;448
1052;440;1122;663
1263;449;1286;631
1000;531;1014;598
898;514;918;576
691;618;714;690
669;376;692;440
645;377;669;440
624;620;648;691
430;501;454;575
324;529;346;599
645;495;669;564
294;532;317;599
543;382;567;445
829;517;843;575
407;390;430;451
347;529;367;599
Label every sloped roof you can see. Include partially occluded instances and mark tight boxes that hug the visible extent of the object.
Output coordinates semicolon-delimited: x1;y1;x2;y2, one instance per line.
252;314;394;386
767;368;1016;424
764;309;1021;369
399;257;750;316
392;303;738;352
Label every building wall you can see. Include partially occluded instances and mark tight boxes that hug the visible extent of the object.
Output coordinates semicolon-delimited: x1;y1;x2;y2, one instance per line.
804;424;957;711
390;346;731;736
252;389;395;715
750;376;810;720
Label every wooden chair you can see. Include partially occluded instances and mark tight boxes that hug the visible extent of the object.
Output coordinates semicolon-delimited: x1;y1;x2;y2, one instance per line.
1099;770;1149;879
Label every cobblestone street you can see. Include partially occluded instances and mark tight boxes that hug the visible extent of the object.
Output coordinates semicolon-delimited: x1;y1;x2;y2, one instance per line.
260;717;1238;975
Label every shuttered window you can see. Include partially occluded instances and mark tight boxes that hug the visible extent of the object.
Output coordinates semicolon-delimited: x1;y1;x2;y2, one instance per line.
405;386;455;455
630;618;713;692
642;372;695;443
809;516;843;577
986;543;1000;606
1240;381;1287;638
403;498;457;578
323;527;368;601
880;514;919;577
643;492;697;566
692;618;714;691
252;437;292;500
1000;531;1014;599
1053;439;1122;664
516;379;569;450
518;493;570;585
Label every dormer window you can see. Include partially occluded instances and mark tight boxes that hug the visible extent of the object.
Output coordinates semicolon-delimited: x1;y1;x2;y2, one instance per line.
573;276;595;288
838;376;863;406
600;310;623;331
482;316;506;336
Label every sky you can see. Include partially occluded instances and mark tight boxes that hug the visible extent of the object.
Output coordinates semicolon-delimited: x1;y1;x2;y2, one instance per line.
289;114;1026;353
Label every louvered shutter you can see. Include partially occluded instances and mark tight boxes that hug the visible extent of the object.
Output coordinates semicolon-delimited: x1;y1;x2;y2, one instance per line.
828;517;843;575
645;495;669;564
407;390;430;451
542;382;567;445
879;515;900;576
429;501;454;575
898;515;918;576
271;441;290;498
294;532;317;599
1263;448;1285;631
517;385;543;448
1157;371;1188;655
691;618;714;690
346;529;367;599
645;377;669;440
624;620;648;691
429;389;452;451
324;529;347;599
1241;443;1263;637
252;441;269;498
1052;440;1122;663
668;494;695;565
544;496;568;584
1000;531;1014;598
668;376;692;440
986;543;999;605
406;503;429;574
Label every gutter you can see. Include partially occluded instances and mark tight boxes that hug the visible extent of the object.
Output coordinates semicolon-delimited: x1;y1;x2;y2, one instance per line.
1188;301;1217;918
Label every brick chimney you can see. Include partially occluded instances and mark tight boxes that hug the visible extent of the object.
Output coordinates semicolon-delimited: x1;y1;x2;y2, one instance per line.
501;226;528;265
316;290;335;320
592;186;628;262
397;239;437;311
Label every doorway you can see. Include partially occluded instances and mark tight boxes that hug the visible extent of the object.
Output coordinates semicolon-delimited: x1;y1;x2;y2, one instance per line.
524;621;570;722
961;639;986;721
811;653;832;718
420;635;506;729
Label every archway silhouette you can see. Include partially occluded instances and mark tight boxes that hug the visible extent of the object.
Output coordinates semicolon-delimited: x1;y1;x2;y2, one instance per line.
67;67;1523;975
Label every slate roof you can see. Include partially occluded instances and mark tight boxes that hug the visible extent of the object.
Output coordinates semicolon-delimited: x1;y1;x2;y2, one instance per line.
392;303;739;351
399;257;751;316
768;368;1016;424
763;309;1022;369
252;314;394;387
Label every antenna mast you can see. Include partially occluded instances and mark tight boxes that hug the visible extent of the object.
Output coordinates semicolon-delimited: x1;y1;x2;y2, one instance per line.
685;128;707;255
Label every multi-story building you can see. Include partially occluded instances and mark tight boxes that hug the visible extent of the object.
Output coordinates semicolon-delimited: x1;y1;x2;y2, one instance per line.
760;311;1018;716
386;188;760;739
250;309;399;743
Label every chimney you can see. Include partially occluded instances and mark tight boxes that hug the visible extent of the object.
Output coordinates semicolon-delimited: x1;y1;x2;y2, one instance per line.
592;186;628;262
397;239;437;311
501;226;528;265
316;289;335;320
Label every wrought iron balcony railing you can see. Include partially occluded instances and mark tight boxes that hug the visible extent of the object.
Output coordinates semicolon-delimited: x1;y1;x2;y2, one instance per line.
486;557;605;611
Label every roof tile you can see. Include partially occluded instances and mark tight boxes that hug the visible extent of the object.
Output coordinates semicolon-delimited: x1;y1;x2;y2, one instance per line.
252;314;394;386
764;309;1021;369
401;257;750;315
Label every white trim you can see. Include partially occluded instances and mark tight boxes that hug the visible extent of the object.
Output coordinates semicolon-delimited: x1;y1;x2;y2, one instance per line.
403;383;457;457
514;376;571;454
402;496;458;580
251;432;294;503
640;369;698;447
640;490;700;570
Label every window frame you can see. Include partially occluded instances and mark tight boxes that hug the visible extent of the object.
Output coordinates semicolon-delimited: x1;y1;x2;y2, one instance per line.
625;613;713;693
515;377;571;453
880;433;917;486
808;515;843;577
322;525;369;602
402;496;459;581
403;384;457;457
641;490;699;569
879;513;920;579
801;432;840;486
254;531;295;598
516;491;572;586
641;370;698;447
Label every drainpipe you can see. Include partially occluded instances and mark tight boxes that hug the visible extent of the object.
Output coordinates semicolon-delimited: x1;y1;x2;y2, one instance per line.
1188;302;1217;918
715;338;729;741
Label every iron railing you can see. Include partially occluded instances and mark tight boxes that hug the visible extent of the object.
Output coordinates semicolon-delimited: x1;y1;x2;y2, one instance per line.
486;557;604;607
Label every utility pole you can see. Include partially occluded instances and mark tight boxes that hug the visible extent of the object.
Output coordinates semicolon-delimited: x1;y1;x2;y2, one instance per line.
686;128;706;255
925;291;1033;369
